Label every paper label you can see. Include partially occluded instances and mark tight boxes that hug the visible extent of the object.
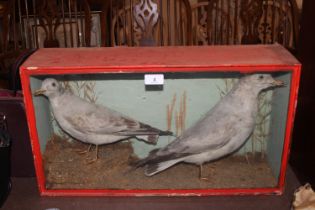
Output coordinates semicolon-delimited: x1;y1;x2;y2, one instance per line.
144;74;164;85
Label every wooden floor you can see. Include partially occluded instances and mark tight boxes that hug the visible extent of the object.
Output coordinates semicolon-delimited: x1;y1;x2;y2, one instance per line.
1;166;301;210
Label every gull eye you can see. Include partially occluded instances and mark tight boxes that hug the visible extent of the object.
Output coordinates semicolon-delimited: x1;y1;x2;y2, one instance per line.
52;82;56;87
258;75;264;80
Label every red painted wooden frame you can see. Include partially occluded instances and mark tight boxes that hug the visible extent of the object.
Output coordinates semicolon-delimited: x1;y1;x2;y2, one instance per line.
20;44;301;196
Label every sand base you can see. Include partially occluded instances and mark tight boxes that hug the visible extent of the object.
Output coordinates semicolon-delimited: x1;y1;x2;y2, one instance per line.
43;135;277;190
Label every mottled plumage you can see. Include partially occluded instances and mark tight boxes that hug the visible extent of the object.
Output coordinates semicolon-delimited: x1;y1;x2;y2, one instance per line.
34;78;172;161
135;74;283;177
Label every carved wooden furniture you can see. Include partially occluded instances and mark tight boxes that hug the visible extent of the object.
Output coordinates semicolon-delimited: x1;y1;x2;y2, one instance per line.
110;0;192;46
0;0;94;50
0;0;97;76
1;0;300;49
1;1;10;53
190;0;299;51
0;0;301;75
29;0;93;48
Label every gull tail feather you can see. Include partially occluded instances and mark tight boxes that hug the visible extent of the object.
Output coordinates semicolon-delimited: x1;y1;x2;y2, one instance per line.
144;158;185;176
136;135;159;145
133;148;190;176
132;149;160;169
158;130;174;136
139;122;174;136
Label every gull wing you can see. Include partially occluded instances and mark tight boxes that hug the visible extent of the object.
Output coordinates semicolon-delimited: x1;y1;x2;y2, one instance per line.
62;99;166;136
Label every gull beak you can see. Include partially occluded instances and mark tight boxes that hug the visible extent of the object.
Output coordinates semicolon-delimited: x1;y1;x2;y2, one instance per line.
272;80;285;87
34;89;46;96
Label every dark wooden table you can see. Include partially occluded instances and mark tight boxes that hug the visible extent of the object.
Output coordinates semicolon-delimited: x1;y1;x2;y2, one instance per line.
2;166;301;210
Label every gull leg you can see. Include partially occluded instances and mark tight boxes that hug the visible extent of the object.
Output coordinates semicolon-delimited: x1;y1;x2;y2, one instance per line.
75;144;92;155
245;153;251;165
86;145;99;164
199;164;209;181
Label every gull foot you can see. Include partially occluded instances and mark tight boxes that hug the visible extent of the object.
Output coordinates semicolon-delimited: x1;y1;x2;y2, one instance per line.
75;149;89;155
75;144;92;155
85;145;99;164
199;177;210;182
198;164;215;182
85;157;98;164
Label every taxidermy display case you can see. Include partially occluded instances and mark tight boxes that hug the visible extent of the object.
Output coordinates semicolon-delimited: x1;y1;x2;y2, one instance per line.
20;44;300;196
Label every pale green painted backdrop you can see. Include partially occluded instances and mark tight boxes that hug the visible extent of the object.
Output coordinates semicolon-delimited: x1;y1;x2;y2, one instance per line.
30;71;291;179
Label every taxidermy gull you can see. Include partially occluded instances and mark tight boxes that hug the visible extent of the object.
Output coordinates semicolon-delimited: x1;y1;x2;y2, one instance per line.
34;78;172;163
135;74;284;179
